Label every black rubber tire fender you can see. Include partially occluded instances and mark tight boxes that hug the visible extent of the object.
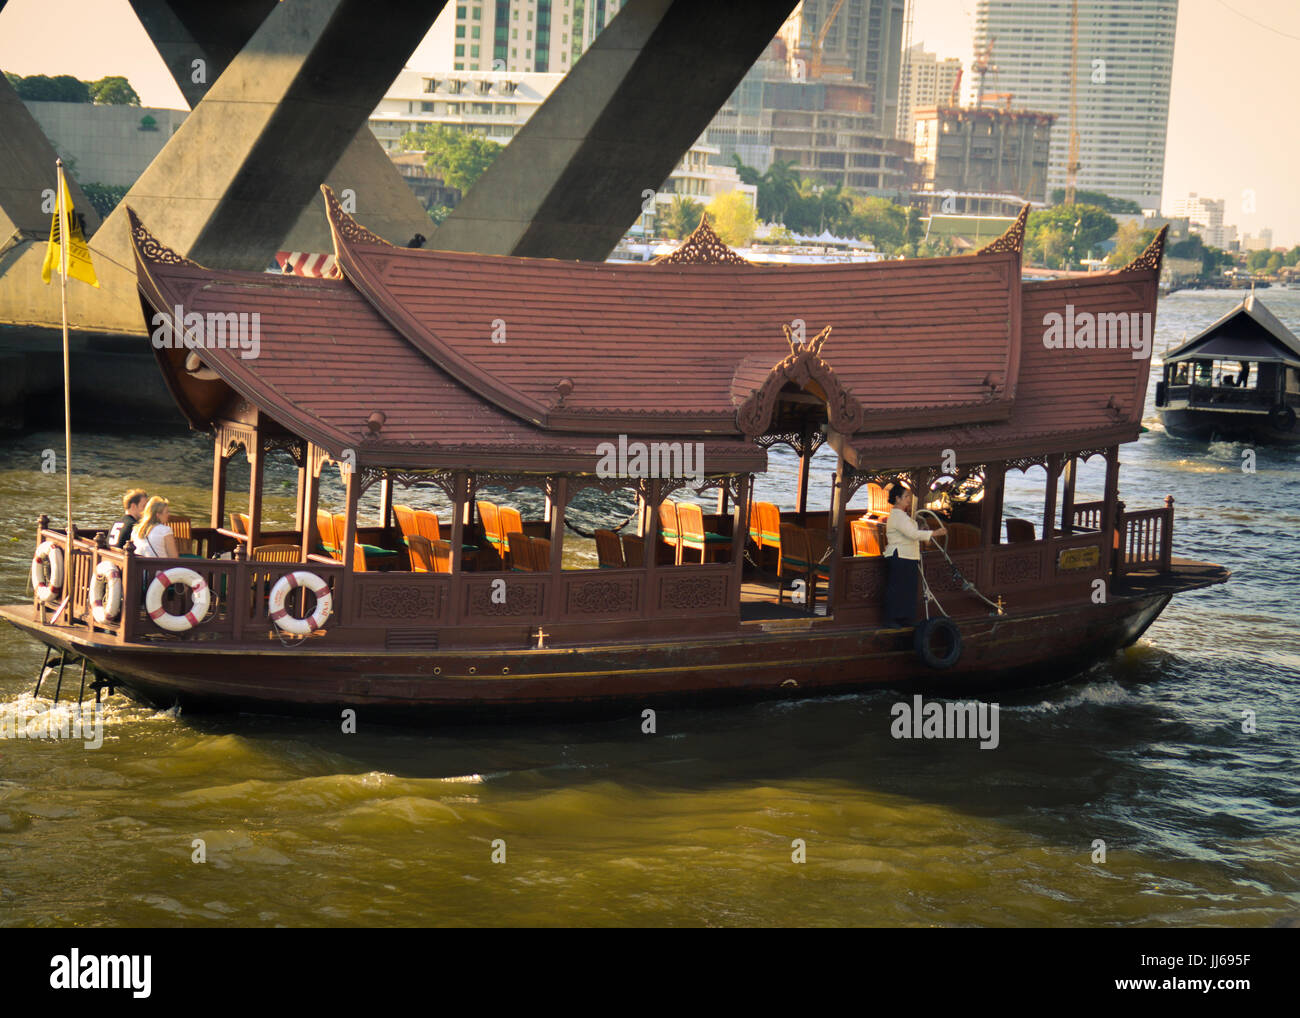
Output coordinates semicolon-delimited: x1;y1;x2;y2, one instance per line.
914;617;963;670
1270;405;1296;432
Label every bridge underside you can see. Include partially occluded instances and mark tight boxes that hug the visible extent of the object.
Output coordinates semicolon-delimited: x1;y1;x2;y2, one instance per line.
0;0;797;425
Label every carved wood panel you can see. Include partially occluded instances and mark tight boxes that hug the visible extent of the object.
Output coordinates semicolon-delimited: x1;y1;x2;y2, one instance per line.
562;573;641;618
463;575;547;619
351;575;446;623
655;569;732;615
992;547;1043;587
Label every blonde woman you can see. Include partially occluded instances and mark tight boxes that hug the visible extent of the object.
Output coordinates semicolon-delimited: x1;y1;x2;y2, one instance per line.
132;496;179;558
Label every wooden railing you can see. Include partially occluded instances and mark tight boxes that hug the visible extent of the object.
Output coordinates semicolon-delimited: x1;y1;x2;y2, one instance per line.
1071;501;1105;533
1114;497;1174;576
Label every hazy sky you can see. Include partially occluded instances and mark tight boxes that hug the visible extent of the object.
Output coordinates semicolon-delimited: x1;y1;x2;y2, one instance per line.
1;0;1296;246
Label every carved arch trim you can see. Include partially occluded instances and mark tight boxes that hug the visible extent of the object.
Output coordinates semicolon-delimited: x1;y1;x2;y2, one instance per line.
735;326;865;438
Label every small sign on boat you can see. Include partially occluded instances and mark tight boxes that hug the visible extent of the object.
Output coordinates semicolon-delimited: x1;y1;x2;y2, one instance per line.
1057;545;1101;571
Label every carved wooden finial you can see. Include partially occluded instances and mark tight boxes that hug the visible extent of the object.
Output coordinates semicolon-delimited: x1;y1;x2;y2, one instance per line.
975;203;1030;256
1114;224;1168;275
126;206;203;268
653;216;753;266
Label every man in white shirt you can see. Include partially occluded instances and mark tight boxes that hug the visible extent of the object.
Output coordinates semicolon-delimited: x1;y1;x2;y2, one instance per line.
882;484;944;627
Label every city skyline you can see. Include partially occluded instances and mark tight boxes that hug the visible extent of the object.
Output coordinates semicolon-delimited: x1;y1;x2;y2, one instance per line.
1;0;1297;245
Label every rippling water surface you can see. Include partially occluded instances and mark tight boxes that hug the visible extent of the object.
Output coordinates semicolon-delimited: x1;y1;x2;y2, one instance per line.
1;291;1297;926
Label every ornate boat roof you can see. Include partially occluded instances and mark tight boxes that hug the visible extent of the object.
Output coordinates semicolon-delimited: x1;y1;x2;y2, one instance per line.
129;188;1166;473
1163;292;1300;367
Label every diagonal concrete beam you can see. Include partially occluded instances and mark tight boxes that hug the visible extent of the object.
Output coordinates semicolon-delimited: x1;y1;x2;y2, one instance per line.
0;70;101;247
128;0;433;253
431;0;800;260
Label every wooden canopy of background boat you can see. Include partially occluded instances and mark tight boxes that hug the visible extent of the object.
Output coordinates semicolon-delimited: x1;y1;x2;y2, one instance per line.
1;188;1230;716
1156;293;1300;444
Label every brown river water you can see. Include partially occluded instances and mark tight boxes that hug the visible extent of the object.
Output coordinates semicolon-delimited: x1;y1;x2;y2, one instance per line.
0;291;1297;926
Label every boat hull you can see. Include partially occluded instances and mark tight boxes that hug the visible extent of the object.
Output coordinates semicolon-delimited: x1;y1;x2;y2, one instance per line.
2;585;1188;722
1159;407;1300;445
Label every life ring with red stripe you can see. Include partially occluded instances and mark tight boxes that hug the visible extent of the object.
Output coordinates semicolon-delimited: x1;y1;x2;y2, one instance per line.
30;540;64;603
268;571;332;635
145;567;211;633
90;560;123;623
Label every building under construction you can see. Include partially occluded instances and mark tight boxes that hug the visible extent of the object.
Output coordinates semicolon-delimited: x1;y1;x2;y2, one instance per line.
912;105;1056;205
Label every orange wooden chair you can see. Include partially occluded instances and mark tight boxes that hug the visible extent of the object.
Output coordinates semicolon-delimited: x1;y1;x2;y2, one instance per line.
430;539;453;574
229;512;249;536
498;507;523;567
252;544;298;563
851;518;887;556
407;534;435;572
594;528;624;568
314;510;336;555
1006;518;1036;544
506;531;532;571
777;523;830;608
658;500;682;564
676;502;730;564
621;534;644;567
946;522;981;551
476;500;504;560
530;536;552;572
394;505;419;544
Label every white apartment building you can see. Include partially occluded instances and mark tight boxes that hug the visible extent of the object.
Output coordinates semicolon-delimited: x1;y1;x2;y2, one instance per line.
974;0;1177;210
1242;229;1273;253
445;0;623;73
896;43;962;141
370;69;753;209
1168;193;1227;248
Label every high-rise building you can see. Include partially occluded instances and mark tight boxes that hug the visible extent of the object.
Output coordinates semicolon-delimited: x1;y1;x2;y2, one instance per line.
446;0;623;74
1242;229;1274;253
705;47;913;194
1168;193;1227;248
973;0;1177;210
779;0;908;136
896;44;962;141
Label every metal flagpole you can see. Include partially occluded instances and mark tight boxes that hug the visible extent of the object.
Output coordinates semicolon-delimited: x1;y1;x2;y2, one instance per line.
57;159;73;558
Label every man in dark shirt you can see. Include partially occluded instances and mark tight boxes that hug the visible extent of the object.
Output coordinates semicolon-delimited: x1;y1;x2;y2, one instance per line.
109;489;148;548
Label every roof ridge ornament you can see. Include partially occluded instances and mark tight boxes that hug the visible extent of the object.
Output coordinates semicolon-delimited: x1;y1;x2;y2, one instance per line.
1114;224;1168;274
321;184;394;250
975;203;1030;256
736;324;863;438
653;214;753;266
784;322;832;356
125;206;203;268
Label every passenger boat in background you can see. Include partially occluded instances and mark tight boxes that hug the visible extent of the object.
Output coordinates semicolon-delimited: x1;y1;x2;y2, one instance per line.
1;191;1228;720
1155;293;1300;445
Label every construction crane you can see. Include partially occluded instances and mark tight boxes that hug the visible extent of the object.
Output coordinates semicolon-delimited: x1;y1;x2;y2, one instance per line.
1064;0;1081;205
972;35;996;108
809;0;849;79
949;66;963;107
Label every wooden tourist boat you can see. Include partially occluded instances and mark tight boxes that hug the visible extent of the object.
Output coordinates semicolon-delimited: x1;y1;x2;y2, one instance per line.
2;192;1229;720
1155;293;1300;445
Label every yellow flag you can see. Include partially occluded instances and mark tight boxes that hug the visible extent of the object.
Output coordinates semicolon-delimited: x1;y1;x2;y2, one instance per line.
41;173;99;288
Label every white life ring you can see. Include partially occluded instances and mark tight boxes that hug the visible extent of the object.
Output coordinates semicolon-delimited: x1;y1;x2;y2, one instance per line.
90;560;123;623
145;567;211;633
31;540;64;603
268;571;332;635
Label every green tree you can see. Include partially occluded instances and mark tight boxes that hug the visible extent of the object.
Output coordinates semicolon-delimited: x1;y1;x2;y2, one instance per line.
88;75;140;106
1265;252;1283;273
1246;248;1271;272
10;74;90;102
662;194;705;239
80;182;129;219
1048;188;1141;214
705;191;757;247
400;124;502;193
1026;204;1117;267
845;195;907;251
1107;220;1157;266
1284;245;1300;267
